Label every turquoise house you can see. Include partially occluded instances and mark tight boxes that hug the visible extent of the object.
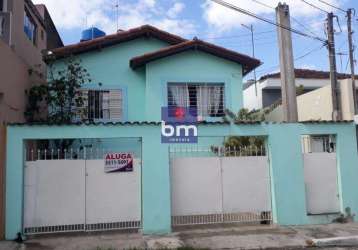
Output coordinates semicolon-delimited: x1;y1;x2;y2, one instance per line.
5;25;358;240
49;25;261;122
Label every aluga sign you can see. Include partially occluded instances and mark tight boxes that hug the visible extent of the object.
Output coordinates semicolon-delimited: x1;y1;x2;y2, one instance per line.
104;153;133;173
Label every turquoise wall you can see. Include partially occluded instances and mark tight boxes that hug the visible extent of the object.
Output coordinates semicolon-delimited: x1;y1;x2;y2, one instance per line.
145;50;243;121
52;38;170;121
51;39;244;122
5;122;358;239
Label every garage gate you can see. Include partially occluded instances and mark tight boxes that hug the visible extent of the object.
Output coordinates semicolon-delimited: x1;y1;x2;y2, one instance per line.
170;145;272;226
23;140;142;235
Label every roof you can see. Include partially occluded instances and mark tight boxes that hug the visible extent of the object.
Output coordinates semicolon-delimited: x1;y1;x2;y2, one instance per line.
259;68;358;81
130;38;261;75
51;25;186;59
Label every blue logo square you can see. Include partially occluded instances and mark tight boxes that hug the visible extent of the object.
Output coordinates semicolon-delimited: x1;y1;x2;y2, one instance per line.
161;107;198;143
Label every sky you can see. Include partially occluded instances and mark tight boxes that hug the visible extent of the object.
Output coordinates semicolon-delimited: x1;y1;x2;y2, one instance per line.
32;0;358;80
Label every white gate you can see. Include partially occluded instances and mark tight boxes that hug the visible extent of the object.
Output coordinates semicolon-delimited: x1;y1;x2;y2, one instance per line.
303;153;340;214
170;146;272;226
23;147;141;234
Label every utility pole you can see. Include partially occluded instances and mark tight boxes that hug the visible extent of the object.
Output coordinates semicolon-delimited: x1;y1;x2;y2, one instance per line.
242;24;257;96
276;3;298;122
327;12;341;121
347;8;357;115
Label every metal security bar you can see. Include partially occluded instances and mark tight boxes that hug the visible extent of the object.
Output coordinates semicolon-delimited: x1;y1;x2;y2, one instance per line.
301;135;336;153
25;148;140;161
85;221;141;232
172;212;272;226
170;145;266;157
24;221;141;235
167;83;225;118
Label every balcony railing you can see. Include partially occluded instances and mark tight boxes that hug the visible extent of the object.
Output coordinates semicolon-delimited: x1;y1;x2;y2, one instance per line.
0;11;11;45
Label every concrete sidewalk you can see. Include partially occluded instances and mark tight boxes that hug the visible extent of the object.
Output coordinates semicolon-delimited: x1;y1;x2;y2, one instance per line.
1;223;358;250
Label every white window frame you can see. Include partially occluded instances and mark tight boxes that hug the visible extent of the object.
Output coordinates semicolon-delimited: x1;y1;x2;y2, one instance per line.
167;82;225;119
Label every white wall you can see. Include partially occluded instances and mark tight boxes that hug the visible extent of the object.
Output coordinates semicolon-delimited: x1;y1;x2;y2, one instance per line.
265;78;355;122
244;78;334;111
243;83;262;110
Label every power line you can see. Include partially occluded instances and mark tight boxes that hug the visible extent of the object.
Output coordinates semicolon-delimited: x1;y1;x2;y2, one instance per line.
300;0;329;14
201;30;275;40
256;44;325;74
209;0;327;43
290;16;320;37
251;0;321;38
251;0;274;10
317;0;346;13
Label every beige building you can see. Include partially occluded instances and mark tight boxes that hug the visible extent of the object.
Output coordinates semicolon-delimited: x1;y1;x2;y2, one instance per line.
0;0;62;239
266;79;356;122
0;0;62;123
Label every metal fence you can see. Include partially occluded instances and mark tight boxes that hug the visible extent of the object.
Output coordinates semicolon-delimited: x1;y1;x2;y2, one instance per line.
172;212;272;226
25;147;141;161
170;145;266;157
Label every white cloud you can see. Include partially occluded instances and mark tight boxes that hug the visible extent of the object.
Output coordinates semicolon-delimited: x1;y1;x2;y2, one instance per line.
32;0;196;37
167;2;185;18
202;0;343;32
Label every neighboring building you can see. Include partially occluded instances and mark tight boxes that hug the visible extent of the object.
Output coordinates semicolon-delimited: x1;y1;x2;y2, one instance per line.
35;4;63;49
0;0;61;239
266;78;356;122
0;0;62;123
243;68;357;111
50;25;260;123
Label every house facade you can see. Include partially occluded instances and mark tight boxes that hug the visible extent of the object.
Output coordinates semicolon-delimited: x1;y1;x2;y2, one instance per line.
4;25;358;240
49;25;260;123
244;69;357;111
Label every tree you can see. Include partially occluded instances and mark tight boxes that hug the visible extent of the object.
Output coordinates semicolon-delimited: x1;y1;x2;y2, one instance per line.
212;108;265;156
24;58;92;157
25;57;91;123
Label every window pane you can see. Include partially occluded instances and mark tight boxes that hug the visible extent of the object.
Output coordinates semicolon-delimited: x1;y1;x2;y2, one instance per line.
168;83;224;118
86;89;122;121
24;10;36;44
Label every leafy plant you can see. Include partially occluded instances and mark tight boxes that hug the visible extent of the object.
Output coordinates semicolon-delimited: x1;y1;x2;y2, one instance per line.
24;57;91;123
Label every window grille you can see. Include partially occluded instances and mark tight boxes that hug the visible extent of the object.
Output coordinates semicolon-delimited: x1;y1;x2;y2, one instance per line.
76;89;123;121
168;83;225;118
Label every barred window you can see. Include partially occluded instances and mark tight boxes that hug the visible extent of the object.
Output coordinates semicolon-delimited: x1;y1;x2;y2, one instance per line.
76;89;123;121
168;83;225;118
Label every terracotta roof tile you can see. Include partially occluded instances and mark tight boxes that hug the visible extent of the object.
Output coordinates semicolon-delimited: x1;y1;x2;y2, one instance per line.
259;68;358;81
50;25;186;59
130;38;261;75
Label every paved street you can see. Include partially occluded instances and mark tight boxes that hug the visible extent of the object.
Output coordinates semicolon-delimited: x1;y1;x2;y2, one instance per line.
1;223;358;250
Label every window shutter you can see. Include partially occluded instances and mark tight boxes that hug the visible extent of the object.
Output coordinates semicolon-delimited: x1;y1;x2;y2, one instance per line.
109;90;122;120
